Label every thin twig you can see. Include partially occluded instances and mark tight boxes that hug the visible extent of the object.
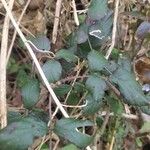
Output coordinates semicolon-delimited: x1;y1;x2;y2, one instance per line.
52;0;62;44
99;111;110;136
65;60;85;102
1;0;69;118
72;0;79;26
93;111;110;150
99;111;138;120
0;0;15;128
57;75;87;84
62;103;87;108
105;0;120;59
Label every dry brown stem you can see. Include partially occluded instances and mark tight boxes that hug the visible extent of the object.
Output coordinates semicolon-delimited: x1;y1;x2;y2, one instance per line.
105;0;120;59
52;0;62;44
0;0;15;129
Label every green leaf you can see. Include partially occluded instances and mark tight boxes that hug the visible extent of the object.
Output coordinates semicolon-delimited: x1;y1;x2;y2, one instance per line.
83;75;107;115
30;108;49;123
21;79;40;109
28;35;51;52
87;0;108;20
73;82;86;93
76;23;89;44
107;96;124;115
88;50;108;71
86;75;107;100
104;61;118;75
56;49;78;62
0;116;47;150
54;118;94;148
40;144;49;150
67;91;80;105
61;144;79;150
77;41;91;58
8;112;22;124
88;11;113;48
66;83;86;105
83;94;102;115
110;48;120;60
54;84;71;97
139;95;150;115
139;121;150;133
140;106;150;115
78;14;86;24
42;60;62;83
110;58;149;106
7;57;20;74
16;70;30;87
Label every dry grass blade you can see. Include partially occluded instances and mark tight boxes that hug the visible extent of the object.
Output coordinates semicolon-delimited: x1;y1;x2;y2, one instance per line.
52;0;62;44
105;0;120;59
72;0;79;26
0;0;15;129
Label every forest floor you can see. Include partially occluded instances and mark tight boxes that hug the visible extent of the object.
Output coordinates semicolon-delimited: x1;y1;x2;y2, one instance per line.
0;0;150;150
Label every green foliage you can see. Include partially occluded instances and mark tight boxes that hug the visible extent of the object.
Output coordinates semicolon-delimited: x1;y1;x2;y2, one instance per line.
54;118;94;148
67;91;80;105
16;70;30;88
56;49;78;62
88;11;113;47
107;95;124;115
30;35;50;51
21;79;40;109
83;75;107;115
61;144;79;150
42;60;62;83
139;121;150;133
87;0;108;20
110;58;149;106
67;0;113;50
139;94;150;115
5;0;150;149
7;57;20;74
83;94;103;115
8;112;23;124
67;82;86;105
87;50;108;71
76;23;89;44
19;34;51;53
54;84;71;97
0;116;47;150
110;48;120;60
86;75;107;100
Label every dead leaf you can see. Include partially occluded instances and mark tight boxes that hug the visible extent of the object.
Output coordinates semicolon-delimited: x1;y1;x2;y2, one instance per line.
134;56;150;83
